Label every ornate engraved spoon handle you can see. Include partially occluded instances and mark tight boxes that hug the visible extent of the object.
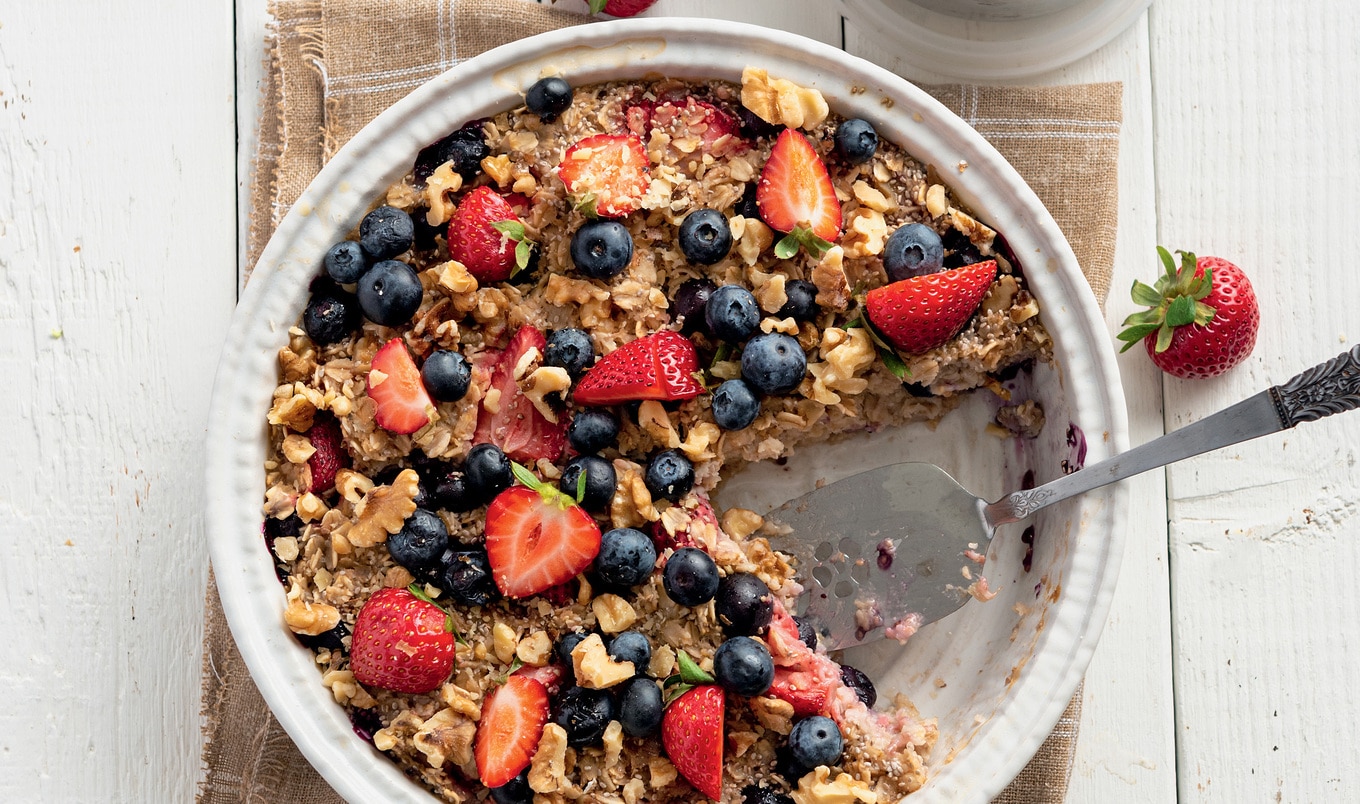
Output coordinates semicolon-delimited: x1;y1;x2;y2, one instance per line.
985;345;1360;528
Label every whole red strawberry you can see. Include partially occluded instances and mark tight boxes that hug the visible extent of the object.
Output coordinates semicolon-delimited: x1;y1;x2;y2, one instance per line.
1118;248;1259;379
662;684;725;800
588;0;658;16
305;412;349;493
349;586;456;694
448;186;532;283
865;260;997;353
572;330;705;405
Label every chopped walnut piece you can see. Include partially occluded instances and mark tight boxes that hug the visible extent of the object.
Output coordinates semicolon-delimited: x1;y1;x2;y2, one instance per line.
791;765;879;804
571;633;634;689
750;695;795;734
321;670;376;708
334;468;374;504
741;66;829;130
528;723;570;794
423;161;464;226
516;630;553;666
280;433;316;464
481;154;513;188
592;593;638;633
810;246;851;311
721;508;764;540
413;708;477;770
492;622;519;665
348;469;419;548
295;492;327;523
925;183;948;218
648;756;678;788
284;598;340;636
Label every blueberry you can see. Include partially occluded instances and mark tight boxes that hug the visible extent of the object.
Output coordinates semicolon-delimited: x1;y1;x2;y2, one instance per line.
465;443;512;502
741;784;795;804
264;514;304;542
741;333;807;395
525;76;573;122
570;220;634;280
713;636;775;697
356;259;423;327
544;328;596;380
607;630;651;670
349;707;383;743
792;615;818;650
323;240;368;284
788;715;843;769
387;508;450;575
673;278;718;334
882;223;945;282
429;466;479;513
663;547;719;607
595;527;658;589
942;227;986;268
902;381;934;398
704;284;760;343
555;686;616;747
559;454;616;512
411;209;443;251
489;769;533;804
839;664;877;708
834;118;879;164
716;572;774;636
678;209;733;265
421;350;472;402
617;676;664;738
358;206;415;261
777;279;820;322
437;548;500;606
303;291;359;346
294;620;349;652
644;449;694;502
711;379;760;431
567;410;619;454
738;105;783;139
414;121;488;184
735;182;761;220
556;630;590;667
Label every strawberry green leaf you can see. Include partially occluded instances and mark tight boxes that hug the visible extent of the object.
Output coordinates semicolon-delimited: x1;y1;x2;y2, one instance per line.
513;239;533;273
676;650;715;685
1154;321;1175;354
1116;323;1160;349
774;232;801;260
511;461;543;491
1130;280;1162;307
1193;301;1216;325
491;220;527;241
572;192;599;219
774;226;834;260
1165;295;1197;328
878;346;909;379
1157;246;1177;281
575;469;587;504
588;0;608;13
492;657;525;686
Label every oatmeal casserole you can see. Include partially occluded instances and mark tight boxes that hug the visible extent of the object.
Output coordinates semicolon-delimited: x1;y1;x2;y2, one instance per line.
260;66;1051;804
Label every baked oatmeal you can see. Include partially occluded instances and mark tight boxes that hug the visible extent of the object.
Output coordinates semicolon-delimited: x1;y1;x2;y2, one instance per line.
261;66;1051;804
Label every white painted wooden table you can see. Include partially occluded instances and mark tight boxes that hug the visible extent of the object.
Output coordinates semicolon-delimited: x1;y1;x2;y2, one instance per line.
2;0;1357;801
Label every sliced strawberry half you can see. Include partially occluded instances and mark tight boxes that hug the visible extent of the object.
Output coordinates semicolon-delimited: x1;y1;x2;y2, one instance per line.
305;412;349;493
767;666;831;717
651;492;719;552
625;96;745;153
512;663;565;697
368;338;434;435
662;684;725;800
865;260;997;354
474;674;550;789
473;326;568;464
484;468;602;598
448;186;531;284
557;134;651;218
757;128;842;257
572;330;705;406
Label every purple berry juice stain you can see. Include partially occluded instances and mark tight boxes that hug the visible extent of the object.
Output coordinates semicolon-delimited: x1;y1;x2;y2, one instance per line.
1061;423;1087;475
876;539;895;571
1020;526;1036;573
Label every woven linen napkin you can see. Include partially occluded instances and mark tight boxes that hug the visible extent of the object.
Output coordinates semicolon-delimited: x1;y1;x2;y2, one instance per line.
204;1;1121;801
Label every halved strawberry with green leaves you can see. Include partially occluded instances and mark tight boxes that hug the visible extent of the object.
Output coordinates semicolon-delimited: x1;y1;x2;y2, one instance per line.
474;673;550;788
484;464;602;598
368;338;434;434
448;185;532;283
572;330;705;406
473;326;568;463
349;586;456;694
865;260;997;354
557;134;651;217
662;681;725;800
757;127;842;259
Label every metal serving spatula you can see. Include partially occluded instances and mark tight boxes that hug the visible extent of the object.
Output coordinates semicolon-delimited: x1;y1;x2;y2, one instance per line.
768;345;1360;650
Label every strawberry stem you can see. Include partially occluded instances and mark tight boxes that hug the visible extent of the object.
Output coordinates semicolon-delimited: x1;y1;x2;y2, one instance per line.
511;461;576;509
774;226;834;260
1118;246;1219;355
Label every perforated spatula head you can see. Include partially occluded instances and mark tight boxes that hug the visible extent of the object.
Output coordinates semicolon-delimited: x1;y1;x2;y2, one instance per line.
764;462;994;650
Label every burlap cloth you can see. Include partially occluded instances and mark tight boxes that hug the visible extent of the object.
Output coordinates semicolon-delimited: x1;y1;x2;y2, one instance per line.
203;1;1121;800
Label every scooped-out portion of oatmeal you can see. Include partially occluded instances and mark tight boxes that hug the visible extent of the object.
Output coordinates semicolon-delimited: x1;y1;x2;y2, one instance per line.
262;65;1051;804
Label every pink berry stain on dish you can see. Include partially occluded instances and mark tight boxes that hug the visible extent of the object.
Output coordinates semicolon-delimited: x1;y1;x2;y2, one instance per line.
262;68;1053;803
